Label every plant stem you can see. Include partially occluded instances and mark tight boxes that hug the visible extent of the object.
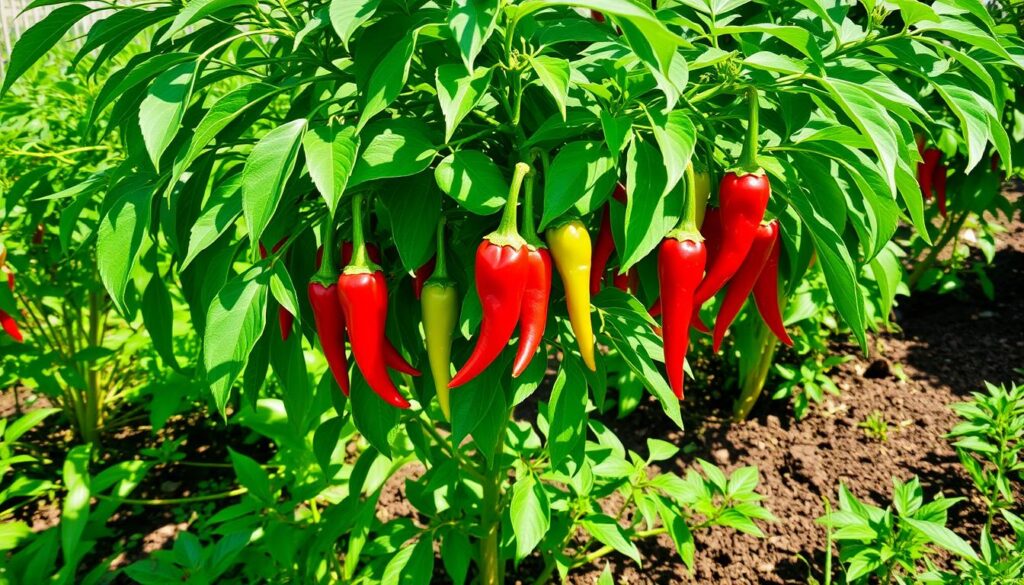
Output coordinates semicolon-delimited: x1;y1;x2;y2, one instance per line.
314;212;336;283
493;162;531;241
347;193;378;272
93;486;248;506
573;528;667;567
908;210;969;288
479;415;509;585
521;164;543;248
433;215;449;279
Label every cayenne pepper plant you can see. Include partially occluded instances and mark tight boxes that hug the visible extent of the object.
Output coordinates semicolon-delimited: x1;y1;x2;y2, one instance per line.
1;0;1022;583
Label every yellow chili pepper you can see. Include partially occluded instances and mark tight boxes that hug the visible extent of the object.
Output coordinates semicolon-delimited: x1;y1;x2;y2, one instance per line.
421;217;458;421
546;219;596;371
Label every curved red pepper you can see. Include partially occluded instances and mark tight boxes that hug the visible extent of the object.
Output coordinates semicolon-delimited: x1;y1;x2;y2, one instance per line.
512;246;552;377
413;257;436;300
451;162;532;388
752;227;793;347
693;172;770;308
338;270;410;408
934;163;948;218
919;148;941;200
260;239;295;341
711;222;777;351
1;271;23;343
339;242;419;377
612;267;638;293
308;280;349;395
450;240;528;388
659;237;706;399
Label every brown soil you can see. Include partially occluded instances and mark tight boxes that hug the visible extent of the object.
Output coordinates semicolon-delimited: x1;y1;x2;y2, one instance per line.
560;191;1024;584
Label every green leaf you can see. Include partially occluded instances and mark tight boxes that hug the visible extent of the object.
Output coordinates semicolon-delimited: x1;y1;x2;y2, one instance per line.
511;474;551;562
242;119;306;251
350;119;437;187
4;409;60;443
140;61;196;170
903;518;978;561
528;55;571;119
349;373;400;458
330;0;381;49
435;65;493;143
655;499;694;569
547;357;588;469
540;141;616;229
228;448;273;505
359;30;420;131
382;537;434;585
204;265;270;417
618;139;680;270
1;4;91;97
441;530;471;585
303;125;360;216
62;444;92;567
435;150;508;215
173;82;279;182
600;110;632;156
818;78;900;195
718;24;822;64
142;271;179;370
868;242;903;326
646;110;696;197
385;172;442;270
164;0;254;40
448;0;499;71
182;174;243;270
581;514;642;565
97;178;154;315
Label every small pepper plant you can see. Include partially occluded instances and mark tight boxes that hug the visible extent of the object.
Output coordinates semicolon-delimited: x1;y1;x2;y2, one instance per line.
1;0;1022;582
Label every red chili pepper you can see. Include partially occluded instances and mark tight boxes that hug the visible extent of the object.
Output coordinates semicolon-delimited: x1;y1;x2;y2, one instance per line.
919;148;941;200
591;10;604;22
752;226;793;347
692;91;770;310
451;163;532;388
338;194;411;408
339;241;419;377
934;163;948;218
590;205;615;295
260;239;295;341
658;167;706;399
612;267;638;293
413;257;436;300
711;222;777;352
31;225;43;246
1;271;23;343
512;172;552;378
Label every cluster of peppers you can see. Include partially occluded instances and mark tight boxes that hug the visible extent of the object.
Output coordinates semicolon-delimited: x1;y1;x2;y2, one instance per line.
0;244;23;343
916;134;949;218
302;90;795;413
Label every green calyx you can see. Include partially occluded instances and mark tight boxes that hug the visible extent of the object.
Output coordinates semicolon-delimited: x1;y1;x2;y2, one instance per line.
347;192;381;273
486;162;530;249
735;86;763;175
427;214;452;285
520;163;546;249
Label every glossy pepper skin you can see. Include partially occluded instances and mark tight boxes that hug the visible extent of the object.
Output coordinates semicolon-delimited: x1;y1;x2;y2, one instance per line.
309;280;349;394
590;184;627;294
421;218;457;420
450;163;533;388
659;238;705;399
752;226;793;347
308;224;349;395
450;240;529;388
934;163;948;218
512;246;552;377
711;221;777;351
339;241;420;377
693;172;770;307
339;193;411;408
260;239;295;341
338;270;410;408
1;271;23;343
547;220;597;371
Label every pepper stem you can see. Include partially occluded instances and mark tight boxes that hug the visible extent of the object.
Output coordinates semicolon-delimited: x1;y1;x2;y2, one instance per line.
520;164;543;248
669;164;701;239
738;86;761;174
348;193;378;271
495;162;530;239
315;212;337;282
432;214;449;280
